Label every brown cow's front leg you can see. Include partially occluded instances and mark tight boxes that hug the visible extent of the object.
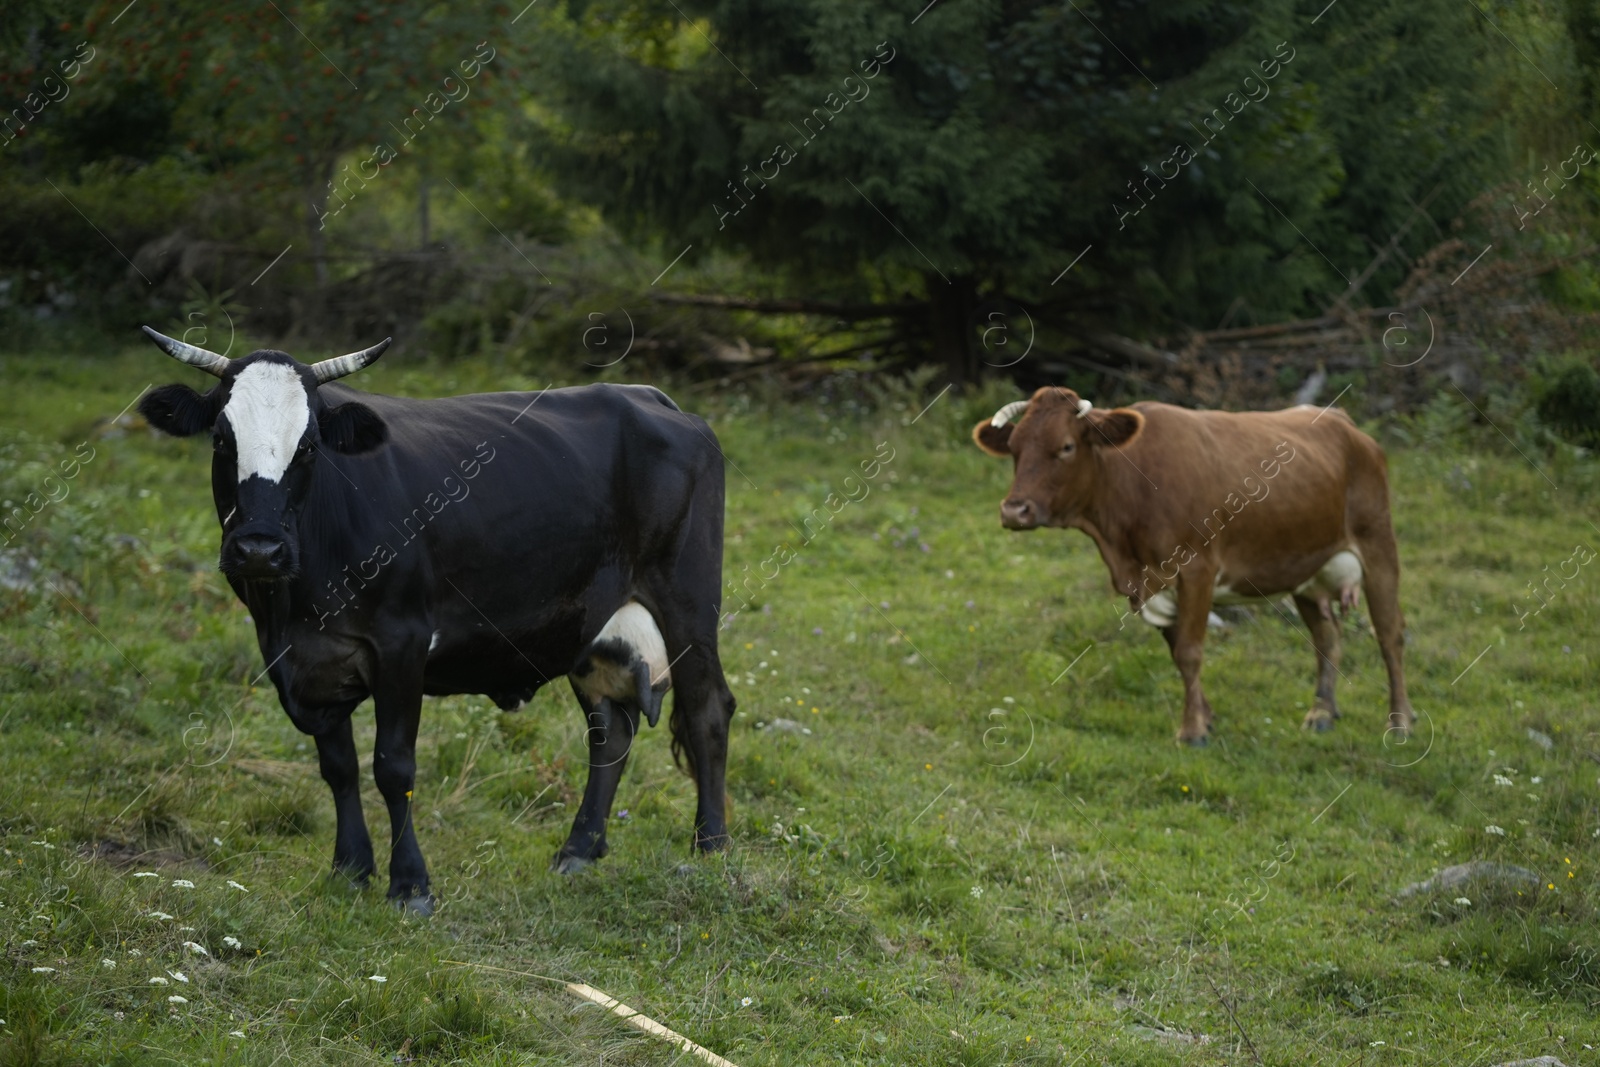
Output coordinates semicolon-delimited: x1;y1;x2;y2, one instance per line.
1293;592;1343;732
1165;570;1217;745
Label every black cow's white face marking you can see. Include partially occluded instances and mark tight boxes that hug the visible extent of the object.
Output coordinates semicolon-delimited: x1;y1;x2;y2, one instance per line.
222;362;310;485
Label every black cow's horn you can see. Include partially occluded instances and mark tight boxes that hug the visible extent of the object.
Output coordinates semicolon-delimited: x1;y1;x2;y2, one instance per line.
310;338;392;384
141;326;232;378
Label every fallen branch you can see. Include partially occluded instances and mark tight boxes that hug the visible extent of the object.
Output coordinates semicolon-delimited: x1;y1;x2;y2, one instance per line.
565;983;744;1067
650;292;919;319
441;961;744;1067
1066;328;1179;369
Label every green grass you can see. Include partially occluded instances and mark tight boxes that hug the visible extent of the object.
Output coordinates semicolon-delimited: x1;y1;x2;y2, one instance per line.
1;349;1597;1065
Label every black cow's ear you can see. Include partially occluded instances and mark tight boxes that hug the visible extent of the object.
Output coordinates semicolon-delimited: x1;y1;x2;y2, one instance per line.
139;383;218;437
972;419;1014;457
1084;407;1144;448
319;401;388;454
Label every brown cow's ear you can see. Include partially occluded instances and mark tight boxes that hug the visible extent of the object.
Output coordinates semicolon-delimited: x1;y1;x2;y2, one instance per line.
972;419;1014;457
1084;408;1144;448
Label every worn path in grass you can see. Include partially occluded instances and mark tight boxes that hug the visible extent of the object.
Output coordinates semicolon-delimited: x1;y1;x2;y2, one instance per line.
1;351;1596;1065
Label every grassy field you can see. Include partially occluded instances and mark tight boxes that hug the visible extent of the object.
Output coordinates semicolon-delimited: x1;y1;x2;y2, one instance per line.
1;348;1597;1066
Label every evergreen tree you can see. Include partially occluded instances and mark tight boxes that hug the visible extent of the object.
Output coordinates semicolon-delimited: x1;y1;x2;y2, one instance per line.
533;0;1503;380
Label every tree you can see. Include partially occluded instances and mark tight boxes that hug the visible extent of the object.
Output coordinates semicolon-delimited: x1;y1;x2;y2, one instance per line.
531;0;1504;381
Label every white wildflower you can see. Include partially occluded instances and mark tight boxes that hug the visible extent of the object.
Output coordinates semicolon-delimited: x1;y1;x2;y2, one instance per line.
1453;897;1471;906
1485;825;1507;836
132;871;159;879
368;975;387;983
183;941;209;957
168;971;189;983
228;1031;245;1038
31;967;56;974
223;936;242;949
1493;774;1513;787
147;911;173;921
970;885;983;899
740;997;752;1007
1531;776;1542;784
148;977;169;986
227;881;249;893
167;996;187;1005
171;879;195;889
101;959;116;969
20;940;37;947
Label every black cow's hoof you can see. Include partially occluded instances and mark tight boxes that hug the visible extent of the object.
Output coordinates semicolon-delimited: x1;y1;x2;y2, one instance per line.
391;892;436;917
1181;734;1209;748
331;866;374;889
552;853;594;876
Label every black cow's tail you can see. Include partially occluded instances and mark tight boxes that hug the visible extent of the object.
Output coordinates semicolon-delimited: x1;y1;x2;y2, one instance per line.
667;689;736;780
669;697;695;778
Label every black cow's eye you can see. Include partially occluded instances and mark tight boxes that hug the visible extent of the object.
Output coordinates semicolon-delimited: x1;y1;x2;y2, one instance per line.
1057;442;1076;458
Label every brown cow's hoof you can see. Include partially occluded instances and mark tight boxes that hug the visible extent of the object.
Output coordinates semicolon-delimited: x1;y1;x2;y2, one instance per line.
1302;709;1337;732
1385;716;1415;739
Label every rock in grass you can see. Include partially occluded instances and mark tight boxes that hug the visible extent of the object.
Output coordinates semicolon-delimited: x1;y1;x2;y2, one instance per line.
1130;1025;1211;1045
1491;1058;1567;1067
1398;861;1541;898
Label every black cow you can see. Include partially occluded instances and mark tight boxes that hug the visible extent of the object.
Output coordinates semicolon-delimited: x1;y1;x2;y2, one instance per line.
135;327;735;911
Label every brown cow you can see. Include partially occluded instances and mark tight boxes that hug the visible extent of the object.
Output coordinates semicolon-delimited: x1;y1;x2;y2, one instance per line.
972;386;1413;744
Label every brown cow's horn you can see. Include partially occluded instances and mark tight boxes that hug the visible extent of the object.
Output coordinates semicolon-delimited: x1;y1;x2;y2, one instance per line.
141;326;232;378
1077;398;1093;417
310;338;392;384
989;400;1030;427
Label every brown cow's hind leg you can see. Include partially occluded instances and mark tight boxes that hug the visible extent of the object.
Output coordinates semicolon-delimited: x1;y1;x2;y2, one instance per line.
1294;593;1342;731
1357;528;1415;736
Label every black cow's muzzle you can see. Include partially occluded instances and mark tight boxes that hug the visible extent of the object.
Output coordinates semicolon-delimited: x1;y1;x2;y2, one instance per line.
1000;499;1043;530
222;531;293;579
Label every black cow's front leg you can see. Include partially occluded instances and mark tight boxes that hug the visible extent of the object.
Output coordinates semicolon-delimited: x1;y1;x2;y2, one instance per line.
315;717;375;883
371;652;432;913
555;690;638;874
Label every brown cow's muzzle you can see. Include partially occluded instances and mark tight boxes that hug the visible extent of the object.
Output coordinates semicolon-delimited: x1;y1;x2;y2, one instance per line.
1000;498;1043;530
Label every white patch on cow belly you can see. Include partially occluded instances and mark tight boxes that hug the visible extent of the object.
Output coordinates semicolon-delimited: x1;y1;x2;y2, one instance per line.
1296;550;1363;598
1137;552;1363;627
596;601;670;686
1139;588;1178;627
429;629;442;653
223;362;308;484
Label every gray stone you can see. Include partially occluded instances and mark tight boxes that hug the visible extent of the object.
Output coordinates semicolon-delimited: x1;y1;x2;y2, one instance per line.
1398;861;1541;898
1491;1058;1567;1067
1129;1025;1211;1046
0;549;39;592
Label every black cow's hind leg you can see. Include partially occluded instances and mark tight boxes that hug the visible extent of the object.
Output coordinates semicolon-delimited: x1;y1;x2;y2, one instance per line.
371;650;432;913
315;717;375;883
555;687;638;874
